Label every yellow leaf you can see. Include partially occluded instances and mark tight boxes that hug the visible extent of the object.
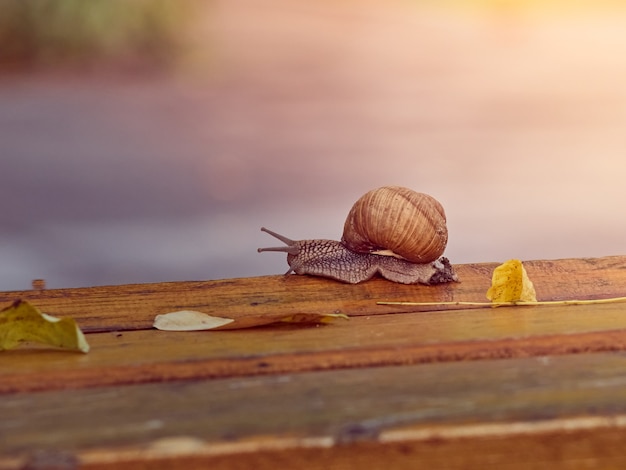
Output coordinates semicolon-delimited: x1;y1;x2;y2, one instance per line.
486;259;537;304
153;310;348;331
0;300;89;353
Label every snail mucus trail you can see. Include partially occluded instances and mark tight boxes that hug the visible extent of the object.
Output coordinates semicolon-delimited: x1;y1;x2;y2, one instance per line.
257;186;459;285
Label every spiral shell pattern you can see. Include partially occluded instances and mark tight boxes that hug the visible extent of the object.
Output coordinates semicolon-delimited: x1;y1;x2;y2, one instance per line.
341;186;448;263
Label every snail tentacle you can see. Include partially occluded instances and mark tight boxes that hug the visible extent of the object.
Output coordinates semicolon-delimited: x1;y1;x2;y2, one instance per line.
257;227;300;256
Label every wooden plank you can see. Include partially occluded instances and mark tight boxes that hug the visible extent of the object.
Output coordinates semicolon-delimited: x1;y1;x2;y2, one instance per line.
3;301;626;393
6;418;626;470
2;255;626;467
0;256;625;332
76;426;626;470
4;352;626;469
4;300;626;393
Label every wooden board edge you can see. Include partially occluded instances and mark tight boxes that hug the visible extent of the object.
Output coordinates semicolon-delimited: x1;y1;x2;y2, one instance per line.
4;414;626;470
4;328;626;394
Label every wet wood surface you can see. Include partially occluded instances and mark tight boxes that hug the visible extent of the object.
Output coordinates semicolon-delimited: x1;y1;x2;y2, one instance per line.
2;255;626;469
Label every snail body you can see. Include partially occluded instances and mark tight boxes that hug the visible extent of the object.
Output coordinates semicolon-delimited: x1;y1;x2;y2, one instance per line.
258;186;458;285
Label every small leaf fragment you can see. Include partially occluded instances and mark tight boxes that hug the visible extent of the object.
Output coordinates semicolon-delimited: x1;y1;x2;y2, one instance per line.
486;259;537;304
280;313;349;324
0;300;89;353
153;310;348;331
153;311;235;331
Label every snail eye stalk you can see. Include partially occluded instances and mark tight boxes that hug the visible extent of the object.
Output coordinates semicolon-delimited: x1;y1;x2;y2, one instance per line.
257;227;300;255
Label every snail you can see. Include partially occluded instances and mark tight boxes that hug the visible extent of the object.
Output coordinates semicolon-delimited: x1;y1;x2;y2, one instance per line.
257;186;458;285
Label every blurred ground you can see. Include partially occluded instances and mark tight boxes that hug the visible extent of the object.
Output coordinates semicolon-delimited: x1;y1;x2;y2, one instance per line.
1;0;626;290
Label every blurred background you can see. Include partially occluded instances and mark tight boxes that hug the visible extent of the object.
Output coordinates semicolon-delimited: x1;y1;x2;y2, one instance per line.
1;0;626;290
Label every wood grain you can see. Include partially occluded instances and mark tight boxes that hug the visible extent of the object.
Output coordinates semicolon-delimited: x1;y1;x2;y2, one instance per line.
3;256;626;468
0;256;624;332
4;352;626;469
4;301;626;394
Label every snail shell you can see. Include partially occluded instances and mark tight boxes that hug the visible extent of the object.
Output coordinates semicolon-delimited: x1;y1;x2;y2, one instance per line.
341;186;448;263
257;186;456;284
